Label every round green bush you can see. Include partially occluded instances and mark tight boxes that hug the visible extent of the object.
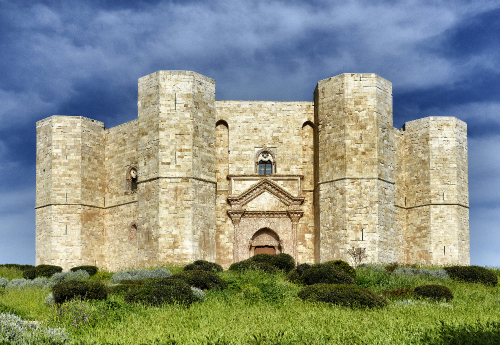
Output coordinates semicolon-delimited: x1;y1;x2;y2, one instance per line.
413;284;454;302
70;265;98;276
124;278;196;306
169;270;227;290
301;264;354;286
229;260;278;274
286;263;312;284
184;260;223;273
22;268;37;280
286;269;302;284
250;253;295;273
23;265;63;280
298;284;388;308
296;263;311;275
444;266;498;286
324;260;356;279
52;280;108;304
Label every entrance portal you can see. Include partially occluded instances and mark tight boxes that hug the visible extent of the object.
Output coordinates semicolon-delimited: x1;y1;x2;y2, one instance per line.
250;228;281;256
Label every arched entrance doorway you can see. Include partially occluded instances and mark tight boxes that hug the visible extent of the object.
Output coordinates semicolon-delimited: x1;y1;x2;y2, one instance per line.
249;228;281;256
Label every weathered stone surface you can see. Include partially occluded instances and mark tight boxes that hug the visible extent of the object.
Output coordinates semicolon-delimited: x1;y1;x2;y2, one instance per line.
35;71;469;270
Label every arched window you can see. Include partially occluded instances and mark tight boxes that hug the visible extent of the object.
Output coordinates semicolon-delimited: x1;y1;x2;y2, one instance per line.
255;148;276;175
126;166;138;192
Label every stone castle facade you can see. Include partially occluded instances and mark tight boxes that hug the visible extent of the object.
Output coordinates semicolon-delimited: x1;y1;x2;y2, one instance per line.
35;71;470;271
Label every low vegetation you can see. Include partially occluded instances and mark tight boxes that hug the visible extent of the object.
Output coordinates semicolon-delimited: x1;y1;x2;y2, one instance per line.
0;262;498;344
444;265;498;286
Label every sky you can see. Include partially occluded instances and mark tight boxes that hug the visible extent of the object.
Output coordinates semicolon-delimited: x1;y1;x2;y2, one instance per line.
0;0;499;267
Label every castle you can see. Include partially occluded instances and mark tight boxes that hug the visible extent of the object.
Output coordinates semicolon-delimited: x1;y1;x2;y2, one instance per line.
35;71;470;271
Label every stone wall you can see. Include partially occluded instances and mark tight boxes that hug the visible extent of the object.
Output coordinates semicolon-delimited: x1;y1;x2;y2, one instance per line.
216;101;315;264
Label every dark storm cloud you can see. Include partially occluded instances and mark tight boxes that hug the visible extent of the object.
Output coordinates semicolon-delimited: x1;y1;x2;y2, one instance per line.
0;0;499;265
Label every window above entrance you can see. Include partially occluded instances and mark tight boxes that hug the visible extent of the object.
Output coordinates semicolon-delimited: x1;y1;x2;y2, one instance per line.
255;148;276;175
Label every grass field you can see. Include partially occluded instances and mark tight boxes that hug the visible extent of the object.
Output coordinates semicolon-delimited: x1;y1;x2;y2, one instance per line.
0;265;499;344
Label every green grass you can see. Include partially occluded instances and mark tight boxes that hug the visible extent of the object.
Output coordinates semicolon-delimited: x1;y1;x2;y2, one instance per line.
1;266;499;344
0;266;24;280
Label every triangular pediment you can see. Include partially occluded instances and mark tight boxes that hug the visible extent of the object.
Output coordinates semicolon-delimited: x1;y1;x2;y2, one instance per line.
227;178;304;208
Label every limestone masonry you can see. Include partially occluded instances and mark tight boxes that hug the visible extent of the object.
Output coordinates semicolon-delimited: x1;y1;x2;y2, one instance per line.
35;71;469;270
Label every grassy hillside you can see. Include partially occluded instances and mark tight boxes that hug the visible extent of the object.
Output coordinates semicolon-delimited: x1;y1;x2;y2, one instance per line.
0;264;499;344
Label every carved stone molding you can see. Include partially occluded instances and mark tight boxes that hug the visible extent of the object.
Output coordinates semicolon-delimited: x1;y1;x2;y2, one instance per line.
287;211;303;223
227;178;304;208
227;210;244;225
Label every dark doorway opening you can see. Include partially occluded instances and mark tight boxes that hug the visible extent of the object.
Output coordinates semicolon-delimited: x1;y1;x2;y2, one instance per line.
254;246;276;255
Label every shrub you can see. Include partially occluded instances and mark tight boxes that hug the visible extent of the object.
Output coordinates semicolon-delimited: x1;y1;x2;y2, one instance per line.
385;262;399;274
298;284;388;308
229;260;278;274
393;267;450;280
270;253;296;273
250;253;296;273
21;268;37;280
444;266;498;286
149;267;173;279
52;280;108;304
381;288;414;300
184;260;223;273
50;270;90;285
169;271;227;290
301;264;354;286
0;313;68;344
44;293;55;306
286;263;313;284
70;265;99;276
286;269;302;284
429;269;450;279
6;279;28;289
124;278;196;307
110;271;132;284
110;268;172;284
22;265;63;280
6;278;50;289
191;286;206;301
323;260;356;279
413;284;454;302
0;278;8;288
30;277;50;288
296;263;311;275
